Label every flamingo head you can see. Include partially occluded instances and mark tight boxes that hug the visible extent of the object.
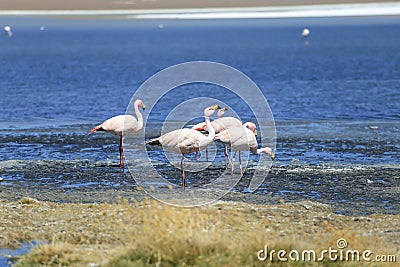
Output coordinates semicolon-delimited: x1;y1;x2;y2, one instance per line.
243;122;257;136
217;107;228;118
135;99;146;110
204;104;220;117
260;147;275;160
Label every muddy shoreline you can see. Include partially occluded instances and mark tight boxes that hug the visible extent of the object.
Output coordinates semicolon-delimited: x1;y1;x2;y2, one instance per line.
1;159;398;216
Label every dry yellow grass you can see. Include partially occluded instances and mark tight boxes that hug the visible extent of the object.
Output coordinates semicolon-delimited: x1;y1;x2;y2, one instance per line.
0;197;398;266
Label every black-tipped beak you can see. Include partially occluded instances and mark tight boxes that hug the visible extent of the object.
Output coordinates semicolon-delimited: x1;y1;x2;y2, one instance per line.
211;104;220;110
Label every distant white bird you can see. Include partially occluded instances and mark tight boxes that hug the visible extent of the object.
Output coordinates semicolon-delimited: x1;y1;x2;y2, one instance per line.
302;28;310;37
146;105;220;190
89;99;146;169
4;25;12;37
215;123;274;175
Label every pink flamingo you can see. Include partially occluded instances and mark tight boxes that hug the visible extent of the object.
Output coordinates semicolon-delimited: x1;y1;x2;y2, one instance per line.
194;113;244;135
216;121;258;170
214;122;274;175
89;99;146;169
191;107;228;131
146;105;220;190
191;107;227;160
194;114;258;168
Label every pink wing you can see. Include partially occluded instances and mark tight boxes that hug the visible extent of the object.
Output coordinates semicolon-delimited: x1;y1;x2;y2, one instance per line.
93;115;140;136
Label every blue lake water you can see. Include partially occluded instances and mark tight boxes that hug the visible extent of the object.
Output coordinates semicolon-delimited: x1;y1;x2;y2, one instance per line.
1;16;399;161
0;16;399;211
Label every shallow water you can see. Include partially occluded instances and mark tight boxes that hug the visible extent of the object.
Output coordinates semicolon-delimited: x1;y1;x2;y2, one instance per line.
0;16;399;214
0;241;41;266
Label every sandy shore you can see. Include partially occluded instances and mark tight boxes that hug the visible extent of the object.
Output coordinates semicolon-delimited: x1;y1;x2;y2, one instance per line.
0;0;388;10
1;1;399;19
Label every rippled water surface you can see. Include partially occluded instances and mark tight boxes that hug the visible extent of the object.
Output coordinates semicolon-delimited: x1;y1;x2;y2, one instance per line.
0;16;399;214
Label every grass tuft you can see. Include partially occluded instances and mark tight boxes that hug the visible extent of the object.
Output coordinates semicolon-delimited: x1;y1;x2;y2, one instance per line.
18;197;39;205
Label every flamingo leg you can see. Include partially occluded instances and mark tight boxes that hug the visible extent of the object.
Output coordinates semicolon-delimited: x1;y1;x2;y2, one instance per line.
195;147;200;161
119;135;124;169
231;151;237;175
181;155;185;190
224;146;229;170
206;147;209;161
239;151;243;176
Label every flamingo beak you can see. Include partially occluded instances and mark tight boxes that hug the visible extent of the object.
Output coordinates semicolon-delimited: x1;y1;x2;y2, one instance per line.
141;103;146;110
270;151;275;160
253;129;258;136
211;104;220;110
221;107;228;111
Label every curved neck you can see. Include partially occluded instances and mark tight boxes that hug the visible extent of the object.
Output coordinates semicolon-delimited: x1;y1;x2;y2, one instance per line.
250;147;259;155
204;115;215;141
134;101;143;129
253;147;273;158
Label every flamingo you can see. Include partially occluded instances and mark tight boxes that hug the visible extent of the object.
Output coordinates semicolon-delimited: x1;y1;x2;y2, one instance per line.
89;99;146;169
218;107;228;118
191;107;228;131
214;121;257;170
214;122;274;175
146;105;220;190
195;115;258;168
194;115;242;134
191;107;227;160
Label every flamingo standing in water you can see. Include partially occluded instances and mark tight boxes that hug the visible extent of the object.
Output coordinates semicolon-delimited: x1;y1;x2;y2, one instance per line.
222;122;259;170
191;107;228;131
89;99;146;169
146;105;220;190
194;115;243;134
191;107;227;160
195;115;244;164
215;122;274;175
195;115;257;169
